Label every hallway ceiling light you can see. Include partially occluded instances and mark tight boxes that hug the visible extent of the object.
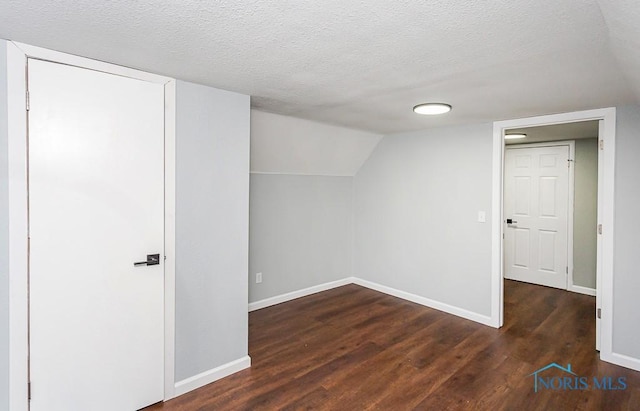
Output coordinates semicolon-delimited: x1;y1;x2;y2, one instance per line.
413;103;452;115
505;133;527;140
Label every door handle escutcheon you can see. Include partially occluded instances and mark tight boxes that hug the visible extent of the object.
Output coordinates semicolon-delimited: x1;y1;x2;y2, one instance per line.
134;254;160;267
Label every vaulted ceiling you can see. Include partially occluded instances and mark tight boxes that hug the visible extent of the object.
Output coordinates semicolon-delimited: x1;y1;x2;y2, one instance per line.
1;1;638;134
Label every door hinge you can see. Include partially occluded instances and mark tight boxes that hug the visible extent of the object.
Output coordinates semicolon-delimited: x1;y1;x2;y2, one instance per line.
28;381;31;400
566;266;568;274
597;308;602;319
567;159;574;168
598;224;603;235
26;90;30;111
599;140;604;150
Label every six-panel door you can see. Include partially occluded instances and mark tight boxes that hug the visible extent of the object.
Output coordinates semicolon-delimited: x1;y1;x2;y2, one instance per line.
504;145;570;289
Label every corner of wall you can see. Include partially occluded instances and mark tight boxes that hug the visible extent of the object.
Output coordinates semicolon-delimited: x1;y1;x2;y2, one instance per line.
351;134;385;177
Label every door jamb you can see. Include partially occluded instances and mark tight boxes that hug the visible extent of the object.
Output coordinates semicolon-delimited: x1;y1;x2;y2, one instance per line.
7;41;177;410
503;140;576;291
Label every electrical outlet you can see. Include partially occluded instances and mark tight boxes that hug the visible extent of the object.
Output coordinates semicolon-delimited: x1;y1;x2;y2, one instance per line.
256;272;263;284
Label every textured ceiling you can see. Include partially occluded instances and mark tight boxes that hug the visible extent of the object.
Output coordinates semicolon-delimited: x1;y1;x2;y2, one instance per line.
1;0;639;134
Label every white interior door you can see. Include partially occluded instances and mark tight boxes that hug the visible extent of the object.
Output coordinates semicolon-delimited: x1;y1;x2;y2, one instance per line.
28;59;165;411
504;144;570;289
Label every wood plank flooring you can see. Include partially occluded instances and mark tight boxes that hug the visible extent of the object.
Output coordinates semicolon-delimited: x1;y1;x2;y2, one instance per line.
146;280;640;410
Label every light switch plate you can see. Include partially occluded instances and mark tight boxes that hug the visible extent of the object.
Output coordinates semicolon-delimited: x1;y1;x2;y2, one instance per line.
478;211;486;223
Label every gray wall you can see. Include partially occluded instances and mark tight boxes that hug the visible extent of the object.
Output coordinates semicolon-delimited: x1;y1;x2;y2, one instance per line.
249;174;352;303
353;123;494;316
0;39;9;411
613;105;640;359
175;80;250;382
573;138;598;289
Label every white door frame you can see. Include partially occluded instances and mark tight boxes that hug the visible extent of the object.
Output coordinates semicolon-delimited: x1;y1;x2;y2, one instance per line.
6;42;177;411
504;140;576;291
491;108;621;367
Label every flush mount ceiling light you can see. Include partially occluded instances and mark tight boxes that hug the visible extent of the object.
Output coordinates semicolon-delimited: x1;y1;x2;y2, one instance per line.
413;103;452;115
505;133;527;140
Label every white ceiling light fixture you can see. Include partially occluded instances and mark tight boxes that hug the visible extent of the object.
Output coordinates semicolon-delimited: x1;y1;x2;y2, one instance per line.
505;133;527;140
413;103;452;115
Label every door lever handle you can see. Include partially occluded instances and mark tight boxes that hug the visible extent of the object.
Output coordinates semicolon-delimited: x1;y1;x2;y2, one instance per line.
134;254;160;267
506;219;518;225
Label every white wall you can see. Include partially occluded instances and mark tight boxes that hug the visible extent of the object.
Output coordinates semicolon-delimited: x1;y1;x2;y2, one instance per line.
353;123;494;317
573;138;598;289
249;174;352;303
613;105;640;360
0;39;10;411
248;110;380;304
250;110;381;175
174;81;250;382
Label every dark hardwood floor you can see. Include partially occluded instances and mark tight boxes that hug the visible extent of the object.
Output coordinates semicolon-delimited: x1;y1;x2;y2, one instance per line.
146;281;640;410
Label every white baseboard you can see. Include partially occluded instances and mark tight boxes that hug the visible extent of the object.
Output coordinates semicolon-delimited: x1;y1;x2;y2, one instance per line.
351;277;494;327
249;276;493;327
601;351;640;372
172;356;251;398
248;278;353;311
568;284;596;296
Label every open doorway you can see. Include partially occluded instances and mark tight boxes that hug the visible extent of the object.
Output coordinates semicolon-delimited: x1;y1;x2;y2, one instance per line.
491;108;616;361
501;121;599;351
503;121;598;296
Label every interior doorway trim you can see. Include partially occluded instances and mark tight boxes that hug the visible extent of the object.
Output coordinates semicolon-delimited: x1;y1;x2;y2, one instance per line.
6;41;177;410
491;108;616;366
